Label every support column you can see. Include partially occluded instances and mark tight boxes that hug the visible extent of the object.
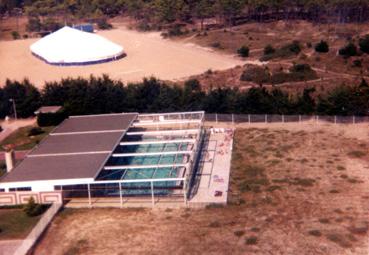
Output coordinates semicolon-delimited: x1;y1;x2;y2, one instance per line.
248;114;251;124
119;183;123;208
215;113;218;123
151;181;155;208
87;183;92;208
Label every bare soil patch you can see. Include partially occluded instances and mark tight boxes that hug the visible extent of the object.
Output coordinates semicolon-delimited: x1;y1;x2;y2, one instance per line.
0;24;242;87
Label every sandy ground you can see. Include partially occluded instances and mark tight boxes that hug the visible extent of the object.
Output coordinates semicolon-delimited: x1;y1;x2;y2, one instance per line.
34;122;369;255
0;26;243;88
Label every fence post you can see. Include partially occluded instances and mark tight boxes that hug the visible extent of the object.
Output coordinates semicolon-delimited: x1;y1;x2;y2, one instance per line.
265;114;267;123
248;114;251;124
231;114;234;125
299;115;301;123
353;116;355;124
151;181;155;208
282;114;285;123
87;183;92;208
119;183;123;209
316;115;319;124
334;115;337;125
215;113;218;124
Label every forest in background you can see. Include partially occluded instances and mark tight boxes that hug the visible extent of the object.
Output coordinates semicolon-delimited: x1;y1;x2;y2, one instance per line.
1;0;369;32
0;76;368;121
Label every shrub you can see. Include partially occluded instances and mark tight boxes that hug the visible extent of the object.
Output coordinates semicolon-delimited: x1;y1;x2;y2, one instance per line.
352;59;362;68
315;40;329;53
306;42;312;48
359;35;369;54
240;65;270;85
210;42;223;49
308;229;322;237
237;45;249;58
37;112;66;127
11;31;20;40
264;44;275;55
288;40;302;54
23;197;47;217
260;41;301;61
234;230;245;237
209;221;221;228
27;127;44;137
0;125;2;132
26;17;42;32
245;236;258;245
339;42;358;57
97;19;112;30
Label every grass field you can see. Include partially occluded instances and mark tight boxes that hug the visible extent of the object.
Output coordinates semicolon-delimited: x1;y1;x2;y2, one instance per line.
0;126;54;151
34;123;369;254
0;208;42;240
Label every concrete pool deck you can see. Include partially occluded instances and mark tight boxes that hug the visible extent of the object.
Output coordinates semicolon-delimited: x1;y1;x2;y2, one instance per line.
189;129;234;206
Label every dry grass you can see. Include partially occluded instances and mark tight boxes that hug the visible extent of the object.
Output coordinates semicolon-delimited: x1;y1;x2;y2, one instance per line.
34;124;369;254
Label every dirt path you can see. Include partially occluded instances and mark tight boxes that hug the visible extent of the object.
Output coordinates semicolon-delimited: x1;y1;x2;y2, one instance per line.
0;27;243;87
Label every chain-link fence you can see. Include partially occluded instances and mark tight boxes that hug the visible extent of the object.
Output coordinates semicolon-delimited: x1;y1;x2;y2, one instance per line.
205;114;369;124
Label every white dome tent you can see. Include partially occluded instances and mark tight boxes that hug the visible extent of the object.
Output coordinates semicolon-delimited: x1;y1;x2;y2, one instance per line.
30;26;125;66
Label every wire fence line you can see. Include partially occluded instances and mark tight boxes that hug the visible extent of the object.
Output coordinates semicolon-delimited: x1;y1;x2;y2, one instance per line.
15;202;62;255
204;114;369;125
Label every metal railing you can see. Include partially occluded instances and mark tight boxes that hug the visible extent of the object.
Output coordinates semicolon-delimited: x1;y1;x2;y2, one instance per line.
204;114;369;124
14;202;62;255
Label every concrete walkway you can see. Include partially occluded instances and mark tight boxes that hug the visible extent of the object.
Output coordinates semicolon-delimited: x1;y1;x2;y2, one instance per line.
190;129;233;205
0;239;22;255
0;118;36;144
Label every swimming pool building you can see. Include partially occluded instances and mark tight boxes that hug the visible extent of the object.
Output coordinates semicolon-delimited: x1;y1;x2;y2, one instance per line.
0;111;205;206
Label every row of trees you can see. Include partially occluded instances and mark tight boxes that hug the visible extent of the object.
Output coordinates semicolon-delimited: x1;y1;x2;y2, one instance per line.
0;76;368;120
2;0;369;27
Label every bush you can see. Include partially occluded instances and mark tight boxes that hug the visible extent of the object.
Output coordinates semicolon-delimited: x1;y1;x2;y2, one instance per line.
23;197;42;217
210;42;223;49
27;127;44;137
359;35;369;54
260;41;301;61
270;64;318;84
26;17;42;32
245;236;258;245
240;65;270;85
315;40;329;53
237;46;249;58
97;19;112;30
339;42;358;57
352;59;362;68
0;125;2;132
11;31;20;40
37;112;66;127
264;44;275;55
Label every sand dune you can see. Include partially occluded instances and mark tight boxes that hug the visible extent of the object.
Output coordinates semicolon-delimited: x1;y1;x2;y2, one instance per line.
0;27;243;88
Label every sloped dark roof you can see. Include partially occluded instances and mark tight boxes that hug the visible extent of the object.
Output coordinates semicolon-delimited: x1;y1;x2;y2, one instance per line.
53;113;137;134
0;113;138;184
0;153;110;182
